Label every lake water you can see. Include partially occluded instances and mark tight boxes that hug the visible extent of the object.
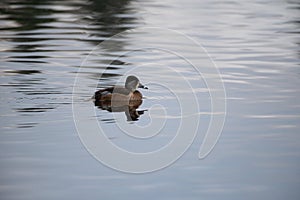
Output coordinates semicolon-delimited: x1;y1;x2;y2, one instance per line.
1;0;300;199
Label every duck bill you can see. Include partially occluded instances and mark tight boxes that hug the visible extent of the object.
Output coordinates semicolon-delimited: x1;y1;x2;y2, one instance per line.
138;83;148;89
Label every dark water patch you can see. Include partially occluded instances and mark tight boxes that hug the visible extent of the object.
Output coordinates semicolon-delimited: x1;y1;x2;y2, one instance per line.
7;59;47;64
110;59;126;65
16;123;38;129
8;55;48;59
4;70;41;75
18;91;63;95
15;107;55;113
0;84;33;87
100;118;117;124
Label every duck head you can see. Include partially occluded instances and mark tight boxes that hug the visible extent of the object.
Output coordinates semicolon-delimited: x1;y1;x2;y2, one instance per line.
125;75;148;92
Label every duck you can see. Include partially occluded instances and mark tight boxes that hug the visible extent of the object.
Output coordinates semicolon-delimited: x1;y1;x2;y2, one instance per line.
93;75;148;106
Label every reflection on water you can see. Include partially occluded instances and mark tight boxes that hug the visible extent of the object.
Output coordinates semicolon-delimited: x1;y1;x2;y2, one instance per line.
94;96;145;121
0;0;300;199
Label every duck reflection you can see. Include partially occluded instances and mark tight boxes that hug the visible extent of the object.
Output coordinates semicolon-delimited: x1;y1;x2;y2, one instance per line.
94;76;148;121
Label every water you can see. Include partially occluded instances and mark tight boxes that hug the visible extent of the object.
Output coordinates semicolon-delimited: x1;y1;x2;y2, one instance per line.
1;0;300;199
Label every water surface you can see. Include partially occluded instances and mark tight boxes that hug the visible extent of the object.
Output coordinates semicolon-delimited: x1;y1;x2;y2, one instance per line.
0;0;300;199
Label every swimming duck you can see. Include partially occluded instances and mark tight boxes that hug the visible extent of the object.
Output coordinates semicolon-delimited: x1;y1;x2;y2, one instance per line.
94;75;148;106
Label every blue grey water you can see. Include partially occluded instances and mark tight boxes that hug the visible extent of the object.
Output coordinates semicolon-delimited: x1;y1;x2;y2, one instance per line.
0;0;300;199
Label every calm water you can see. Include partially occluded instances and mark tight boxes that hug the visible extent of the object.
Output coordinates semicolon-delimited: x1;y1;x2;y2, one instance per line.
1;0;300;199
